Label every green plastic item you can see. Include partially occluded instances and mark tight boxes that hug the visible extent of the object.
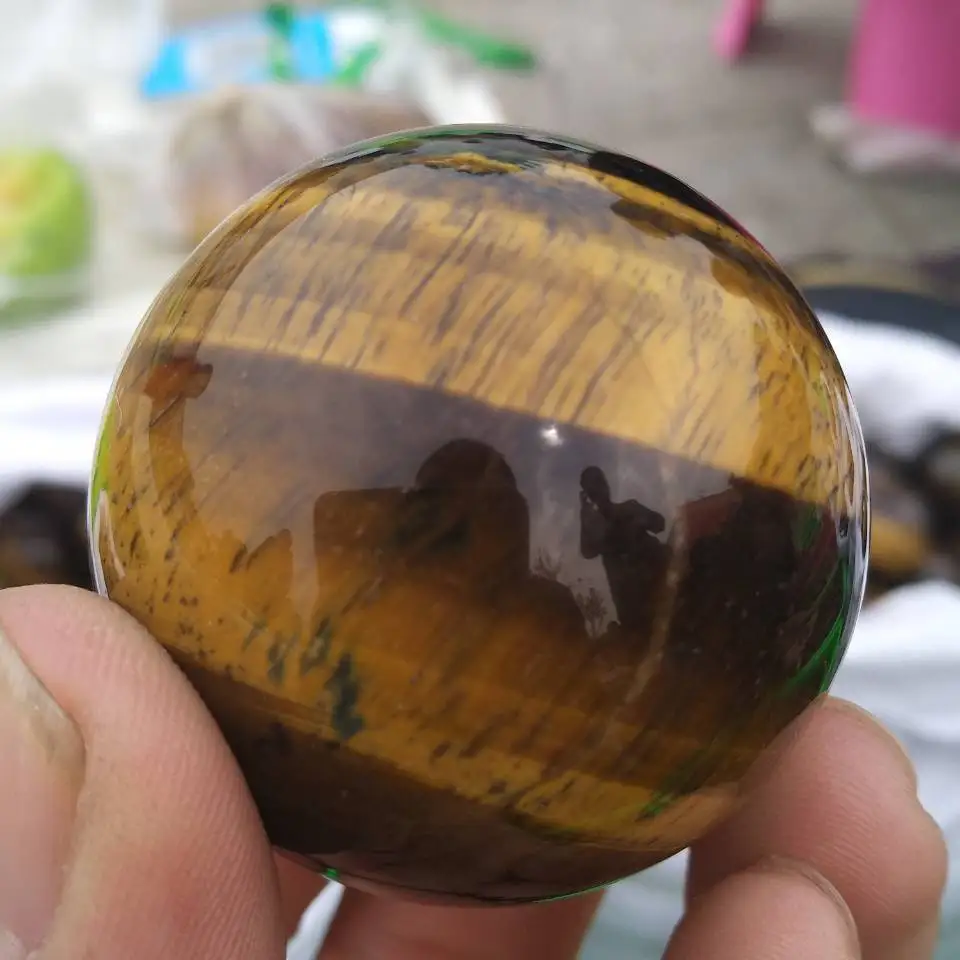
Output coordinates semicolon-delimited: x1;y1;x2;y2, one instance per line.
329;0;537;83
265;2;297;81
414;8;536;70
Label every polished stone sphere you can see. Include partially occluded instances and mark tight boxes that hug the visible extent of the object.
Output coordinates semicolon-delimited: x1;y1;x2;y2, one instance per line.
89;125;869;904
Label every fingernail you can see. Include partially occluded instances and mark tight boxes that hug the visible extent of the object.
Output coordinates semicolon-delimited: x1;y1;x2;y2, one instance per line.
751;856;860;956
823;698;918;794
0;624;85;952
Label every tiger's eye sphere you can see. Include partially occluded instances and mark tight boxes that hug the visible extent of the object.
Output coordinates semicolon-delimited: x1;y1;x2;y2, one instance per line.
90;126;868;904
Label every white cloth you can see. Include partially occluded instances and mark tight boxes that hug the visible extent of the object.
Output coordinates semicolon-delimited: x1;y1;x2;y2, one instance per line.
0;305;958;959
822;311;960;460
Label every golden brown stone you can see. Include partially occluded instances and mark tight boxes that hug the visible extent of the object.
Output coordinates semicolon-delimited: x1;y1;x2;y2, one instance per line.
89;126;868;904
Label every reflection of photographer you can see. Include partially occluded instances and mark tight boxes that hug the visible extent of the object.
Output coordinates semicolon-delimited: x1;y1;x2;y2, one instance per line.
579;465;666;639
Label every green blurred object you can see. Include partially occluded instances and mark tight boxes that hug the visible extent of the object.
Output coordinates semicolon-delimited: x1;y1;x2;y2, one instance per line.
331;41;384;87
334;0;537;78
0;147;94;318
414;8;537;69
265;2;297;81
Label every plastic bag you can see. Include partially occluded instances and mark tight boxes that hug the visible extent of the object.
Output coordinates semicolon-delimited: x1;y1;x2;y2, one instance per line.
112;1;525;248
152;84;432;247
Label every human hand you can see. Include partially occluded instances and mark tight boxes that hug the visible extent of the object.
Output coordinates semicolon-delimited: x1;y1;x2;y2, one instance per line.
1;585;947;959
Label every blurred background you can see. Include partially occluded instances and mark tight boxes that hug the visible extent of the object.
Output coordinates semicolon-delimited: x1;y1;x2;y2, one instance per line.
0;0;957;369
3;0;960;299
1;1;959;958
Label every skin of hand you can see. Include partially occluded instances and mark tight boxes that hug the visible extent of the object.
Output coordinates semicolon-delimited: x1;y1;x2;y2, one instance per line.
0;584;948;960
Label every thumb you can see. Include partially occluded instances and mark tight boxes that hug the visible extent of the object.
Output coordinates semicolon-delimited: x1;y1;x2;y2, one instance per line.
0;584;286;960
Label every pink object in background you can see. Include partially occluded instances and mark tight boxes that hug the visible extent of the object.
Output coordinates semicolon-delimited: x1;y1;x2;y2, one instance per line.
714;0;960;140
849;0;960;138
712;0;766;61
